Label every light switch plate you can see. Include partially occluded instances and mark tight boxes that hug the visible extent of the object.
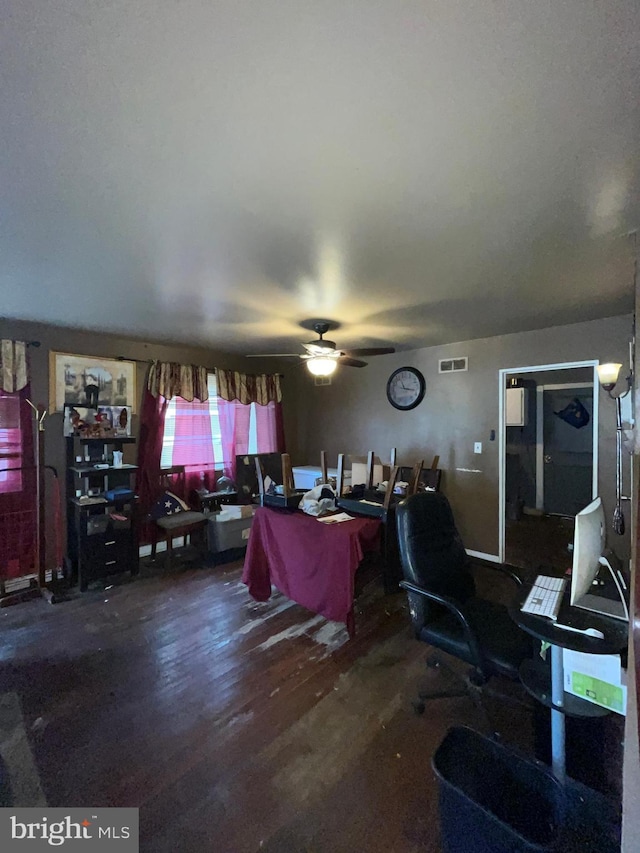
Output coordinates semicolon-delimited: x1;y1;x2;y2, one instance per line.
474;442;482;454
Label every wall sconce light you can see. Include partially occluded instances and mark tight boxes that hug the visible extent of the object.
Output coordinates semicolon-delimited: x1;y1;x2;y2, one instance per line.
596;363;631;397
306;356;338;377
597;361;633;535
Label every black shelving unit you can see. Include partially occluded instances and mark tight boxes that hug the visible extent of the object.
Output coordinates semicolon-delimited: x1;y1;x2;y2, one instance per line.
66;436;139;591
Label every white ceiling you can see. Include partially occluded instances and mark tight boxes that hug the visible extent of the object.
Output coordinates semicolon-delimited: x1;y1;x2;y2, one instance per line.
2;0;639;356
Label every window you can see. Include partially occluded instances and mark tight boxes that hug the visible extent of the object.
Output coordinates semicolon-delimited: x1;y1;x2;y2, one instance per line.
160;374;262;470
0;394;23;493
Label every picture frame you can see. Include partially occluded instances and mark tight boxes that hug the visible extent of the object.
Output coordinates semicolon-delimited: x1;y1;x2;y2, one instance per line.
63;404;132;437
50;352;137;413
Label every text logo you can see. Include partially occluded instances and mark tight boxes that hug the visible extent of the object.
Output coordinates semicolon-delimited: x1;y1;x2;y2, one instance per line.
1;809;138;851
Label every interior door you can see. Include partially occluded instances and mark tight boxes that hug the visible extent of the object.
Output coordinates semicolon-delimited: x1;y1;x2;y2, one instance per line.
543;387;593;516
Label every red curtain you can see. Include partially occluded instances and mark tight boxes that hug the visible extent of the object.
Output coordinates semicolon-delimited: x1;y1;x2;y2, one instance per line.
218;398;249;482
136;388;169;520
171;396;216;494
256;400;286;453
0;386;36;582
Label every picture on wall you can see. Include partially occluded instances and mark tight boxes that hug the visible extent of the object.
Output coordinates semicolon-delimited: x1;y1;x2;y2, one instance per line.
50;352;137;413
63;405;133;437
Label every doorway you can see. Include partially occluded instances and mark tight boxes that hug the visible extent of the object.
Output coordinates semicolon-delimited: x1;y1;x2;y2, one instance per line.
540;383;593;516
498;361;599;572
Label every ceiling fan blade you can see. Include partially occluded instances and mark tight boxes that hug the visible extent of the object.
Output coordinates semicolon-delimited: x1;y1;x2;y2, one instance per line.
341;347;396;357
301;352;340;360
303;342;336;355
338;356;368;368
245;353;301;358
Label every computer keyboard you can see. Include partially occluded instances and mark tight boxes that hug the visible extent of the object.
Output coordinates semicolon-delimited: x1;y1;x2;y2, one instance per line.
521;575;567;620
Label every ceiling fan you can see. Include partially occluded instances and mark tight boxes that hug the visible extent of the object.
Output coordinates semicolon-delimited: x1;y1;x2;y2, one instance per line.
247;321;395;376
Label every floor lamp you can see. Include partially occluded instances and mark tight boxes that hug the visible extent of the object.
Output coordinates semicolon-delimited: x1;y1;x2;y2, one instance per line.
597;362;632;535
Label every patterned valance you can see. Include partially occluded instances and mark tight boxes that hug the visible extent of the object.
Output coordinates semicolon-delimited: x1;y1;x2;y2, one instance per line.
0;340;28;392
146;360;209;402
216;369;282;405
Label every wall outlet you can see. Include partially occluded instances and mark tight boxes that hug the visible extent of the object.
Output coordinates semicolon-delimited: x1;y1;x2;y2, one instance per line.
474;442;482;454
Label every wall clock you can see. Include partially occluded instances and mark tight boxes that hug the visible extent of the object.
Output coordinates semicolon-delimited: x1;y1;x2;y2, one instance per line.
386;367;426;411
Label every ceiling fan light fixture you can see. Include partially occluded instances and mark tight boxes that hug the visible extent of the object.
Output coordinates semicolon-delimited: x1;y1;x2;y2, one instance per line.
306;356;338;377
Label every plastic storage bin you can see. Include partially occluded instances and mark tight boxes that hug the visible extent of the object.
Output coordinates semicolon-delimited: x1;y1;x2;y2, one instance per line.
432;726;620;853
207;509;255;564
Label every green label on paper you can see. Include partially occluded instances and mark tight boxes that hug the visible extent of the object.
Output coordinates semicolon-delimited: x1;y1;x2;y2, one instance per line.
570;672;625;714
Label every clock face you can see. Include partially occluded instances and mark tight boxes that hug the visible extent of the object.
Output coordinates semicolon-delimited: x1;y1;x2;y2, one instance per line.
386;367;425;411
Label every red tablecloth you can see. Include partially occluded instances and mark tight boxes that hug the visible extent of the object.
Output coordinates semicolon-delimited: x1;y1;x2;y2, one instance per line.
242;507;382;633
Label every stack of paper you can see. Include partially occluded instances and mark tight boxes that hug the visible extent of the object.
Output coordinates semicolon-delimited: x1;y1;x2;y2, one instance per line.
316;512;354;524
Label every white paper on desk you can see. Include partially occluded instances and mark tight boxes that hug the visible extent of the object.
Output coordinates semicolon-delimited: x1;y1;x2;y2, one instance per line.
316;512;354;524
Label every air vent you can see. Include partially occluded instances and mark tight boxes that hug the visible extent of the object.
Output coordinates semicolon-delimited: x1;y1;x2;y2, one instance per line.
439;357;468;374
314;376;332;386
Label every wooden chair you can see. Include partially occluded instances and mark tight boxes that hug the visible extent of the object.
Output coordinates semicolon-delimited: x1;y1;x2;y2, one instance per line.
399;454;442;494
407;459;425;496
335;448;397;497
255;453;305;508
151;466;207;569
319;450;329;486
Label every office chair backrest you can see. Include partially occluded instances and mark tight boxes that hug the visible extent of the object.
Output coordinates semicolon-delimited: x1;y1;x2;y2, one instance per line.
397;492;476;606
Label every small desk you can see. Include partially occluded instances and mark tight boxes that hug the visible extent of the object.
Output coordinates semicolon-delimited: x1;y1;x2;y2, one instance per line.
242;507;381;636
511;584;627;782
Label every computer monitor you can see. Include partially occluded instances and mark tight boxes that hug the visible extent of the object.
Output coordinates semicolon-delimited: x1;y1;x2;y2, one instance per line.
570;497;629;620
570;497;605;605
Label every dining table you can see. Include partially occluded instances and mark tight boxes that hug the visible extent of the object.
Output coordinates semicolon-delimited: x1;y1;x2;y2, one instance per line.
242;506;382;636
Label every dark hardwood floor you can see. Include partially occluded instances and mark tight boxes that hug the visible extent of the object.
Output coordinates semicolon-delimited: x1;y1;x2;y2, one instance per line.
1;555;545;852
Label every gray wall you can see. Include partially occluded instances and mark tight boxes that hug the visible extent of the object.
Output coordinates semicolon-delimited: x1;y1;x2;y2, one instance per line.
287;314;632;560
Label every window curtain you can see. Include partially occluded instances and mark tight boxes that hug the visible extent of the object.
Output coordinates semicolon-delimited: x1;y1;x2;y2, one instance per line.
137;361;209;537
146;360;209;402
216;369;284;481
136;389;169;532
0;350;36;583
171;396;216;493
216;369;282;405
0;340;28;394
218;400;285;482
256;400;285;453
218;399;249;482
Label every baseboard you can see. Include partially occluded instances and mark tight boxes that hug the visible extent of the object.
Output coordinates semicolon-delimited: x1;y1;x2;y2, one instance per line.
466;549;501;563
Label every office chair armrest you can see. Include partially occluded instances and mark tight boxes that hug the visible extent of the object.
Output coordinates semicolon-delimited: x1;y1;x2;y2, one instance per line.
474;561;525;587
399;580;487;675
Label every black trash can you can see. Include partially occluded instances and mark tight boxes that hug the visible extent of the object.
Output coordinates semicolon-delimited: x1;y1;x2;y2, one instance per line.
432;726;622;853
433;726;561;853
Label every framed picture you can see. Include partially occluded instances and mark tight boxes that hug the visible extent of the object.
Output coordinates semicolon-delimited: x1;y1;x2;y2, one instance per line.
63;405;132;437
50;352;137;413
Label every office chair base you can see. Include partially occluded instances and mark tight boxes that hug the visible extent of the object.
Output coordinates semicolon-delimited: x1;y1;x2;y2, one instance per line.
413;655;530;722
413;685;469;715
412;656;483;714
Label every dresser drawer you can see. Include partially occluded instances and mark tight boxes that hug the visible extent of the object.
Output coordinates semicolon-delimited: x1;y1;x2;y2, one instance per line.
83;535;133;562
85;514;133;537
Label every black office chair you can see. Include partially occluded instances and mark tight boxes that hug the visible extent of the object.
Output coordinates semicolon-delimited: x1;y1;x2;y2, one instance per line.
396;491;534;713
